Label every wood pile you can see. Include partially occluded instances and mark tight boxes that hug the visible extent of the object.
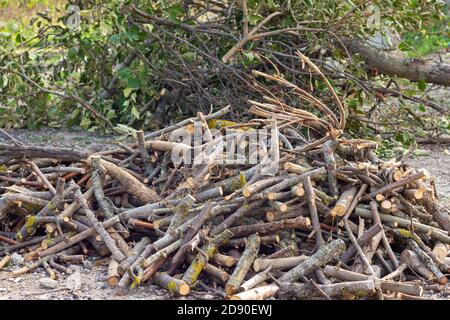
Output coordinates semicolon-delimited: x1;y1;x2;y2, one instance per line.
0;58;449;300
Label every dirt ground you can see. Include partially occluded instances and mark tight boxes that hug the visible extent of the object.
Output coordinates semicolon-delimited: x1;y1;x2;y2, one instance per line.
0;128;449;300
406;145;450;209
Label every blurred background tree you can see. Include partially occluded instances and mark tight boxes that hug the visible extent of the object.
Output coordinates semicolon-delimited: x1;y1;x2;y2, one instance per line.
0;0;448;150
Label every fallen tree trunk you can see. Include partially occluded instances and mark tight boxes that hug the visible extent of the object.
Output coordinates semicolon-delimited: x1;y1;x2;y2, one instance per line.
0;143;89;162
342;38;450;87
98;158;160;204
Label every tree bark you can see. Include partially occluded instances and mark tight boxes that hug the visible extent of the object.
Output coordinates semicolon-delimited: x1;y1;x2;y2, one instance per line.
323;265;424;296
142;238;182;268
400;249;434;280
0;255;11;270
37;216;119;258
229;283;279;300
304;176;324;246
75;189;126;263
323;140;339;196
98;158;160;204
225;234;260;295
153;272;190;296
370;201;399;269
278;239;346;283
253;255;309;272
117;237;151;275
331;187;358;217
210;199;267;235
228;216;311;237
406;238;447;284
342;38;450;86
239;267;272;292
277;280;376;300
185;254;230;284
0;143;89;161
107;259;120;288
227;234;280;247
212;252;237;268
167;202;215;274
340;223;382;264
182;229;234;286
354;207;450;244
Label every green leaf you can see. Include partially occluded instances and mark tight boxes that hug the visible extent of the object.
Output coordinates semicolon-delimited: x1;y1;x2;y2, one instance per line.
243;51;255;61
131;106;140;119
418;104;425;112
117;67;132;81
70;108;81;119
125;31;140;42
123;87;134;98
167;4;183;22
266;0;277;9
109;34;121;43
416;128;428;137
417;79;426;91
398;41;409;51
127;77;141;89
68;47;78;60
115;124;138;138
106;109;116;120
248;15;261;25
80;117;91;129
182;51;196;61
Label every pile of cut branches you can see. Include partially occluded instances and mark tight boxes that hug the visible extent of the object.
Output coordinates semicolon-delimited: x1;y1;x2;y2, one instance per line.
0;58;449;300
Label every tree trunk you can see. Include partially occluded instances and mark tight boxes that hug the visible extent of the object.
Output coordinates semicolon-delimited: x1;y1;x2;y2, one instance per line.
342;38;450;87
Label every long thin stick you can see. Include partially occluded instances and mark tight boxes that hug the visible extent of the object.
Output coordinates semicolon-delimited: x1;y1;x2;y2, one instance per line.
370;201;400;269
343;219;375;275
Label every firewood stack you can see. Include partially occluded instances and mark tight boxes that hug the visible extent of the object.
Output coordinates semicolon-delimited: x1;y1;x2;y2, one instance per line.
0;58;449;300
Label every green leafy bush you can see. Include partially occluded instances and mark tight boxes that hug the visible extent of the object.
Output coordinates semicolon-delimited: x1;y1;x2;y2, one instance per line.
0;0;447;140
